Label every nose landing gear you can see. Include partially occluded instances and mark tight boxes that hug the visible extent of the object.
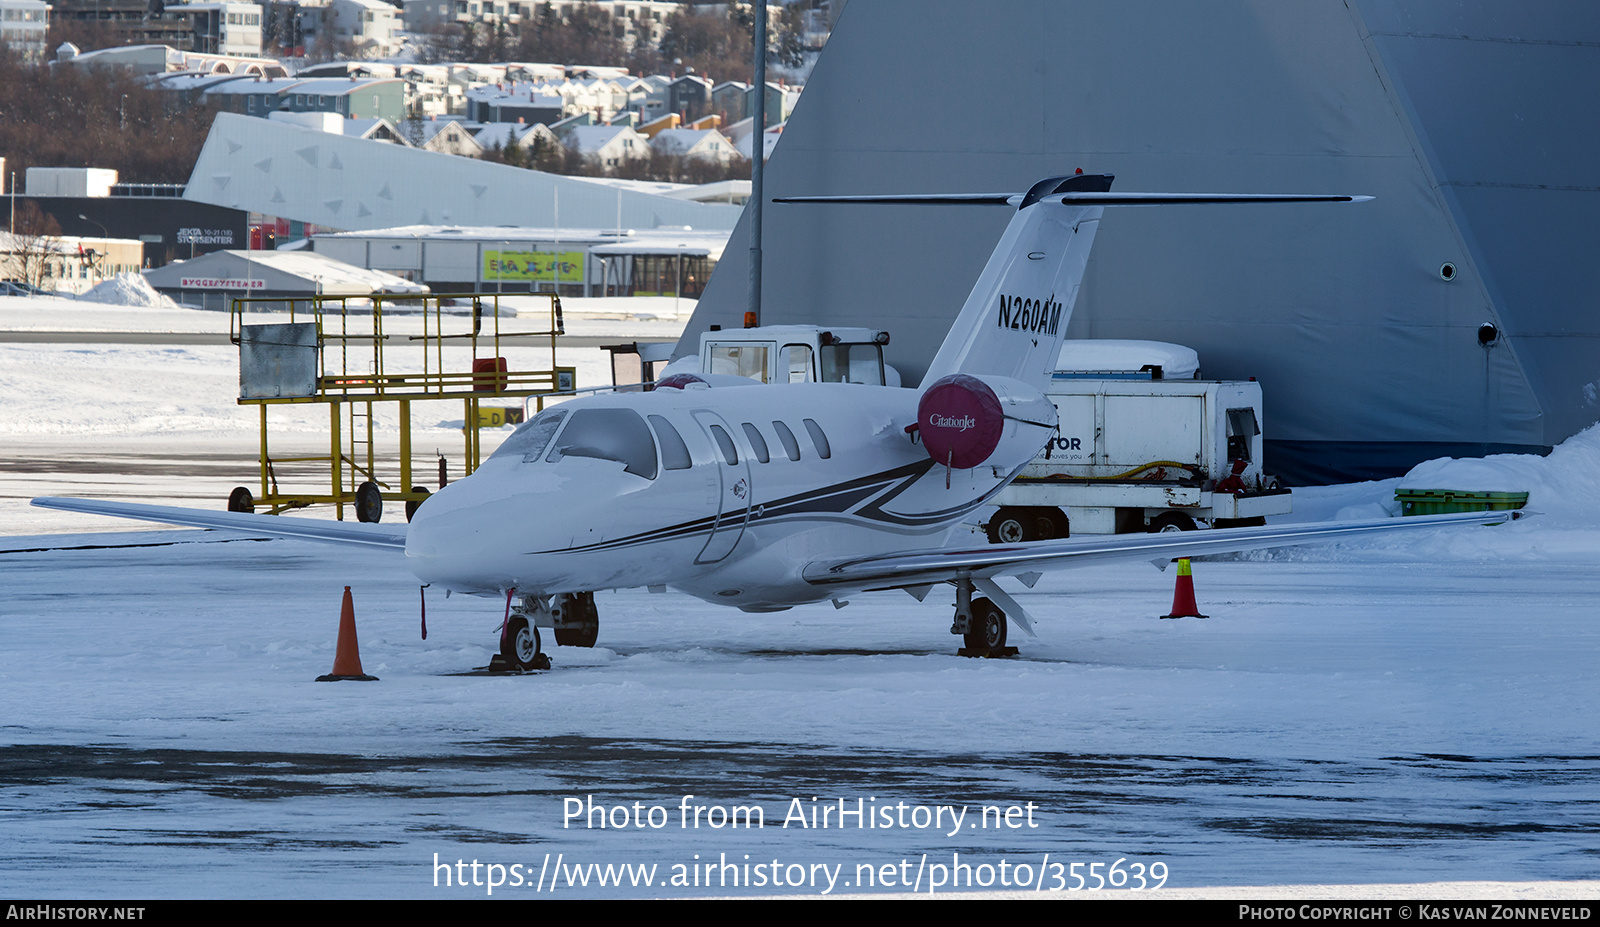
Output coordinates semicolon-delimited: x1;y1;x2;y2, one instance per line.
491;592;600;671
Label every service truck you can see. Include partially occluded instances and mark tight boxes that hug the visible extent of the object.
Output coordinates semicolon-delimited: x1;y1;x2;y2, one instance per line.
985;341;1291;541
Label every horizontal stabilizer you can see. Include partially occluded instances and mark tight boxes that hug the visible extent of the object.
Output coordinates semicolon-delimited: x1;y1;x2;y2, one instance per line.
31;497;409;550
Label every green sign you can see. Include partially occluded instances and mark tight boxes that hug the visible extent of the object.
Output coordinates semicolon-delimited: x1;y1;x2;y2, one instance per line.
483;250;584;283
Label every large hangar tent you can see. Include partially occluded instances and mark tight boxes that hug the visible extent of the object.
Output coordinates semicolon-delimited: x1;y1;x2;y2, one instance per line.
686;1;1600;483
144;249;427;310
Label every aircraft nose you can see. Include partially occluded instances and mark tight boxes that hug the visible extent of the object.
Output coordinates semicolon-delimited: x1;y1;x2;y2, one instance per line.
404;461;553;592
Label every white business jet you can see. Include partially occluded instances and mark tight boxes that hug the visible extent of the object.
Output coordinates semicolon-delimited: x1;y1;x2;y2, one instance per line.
34;173;1515;668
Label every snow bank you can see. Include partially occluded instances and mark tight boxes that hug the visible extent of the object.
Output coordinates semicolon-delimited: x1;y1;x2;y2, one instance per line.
77;272;180;310
1399;422;1600;520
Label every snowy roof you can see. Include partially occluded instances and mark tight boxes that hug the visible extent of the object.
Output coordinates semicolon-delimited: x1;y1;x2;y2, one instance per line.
1054;340;1201;378
144;250;428;296
650;128;730;154
564;125;633;153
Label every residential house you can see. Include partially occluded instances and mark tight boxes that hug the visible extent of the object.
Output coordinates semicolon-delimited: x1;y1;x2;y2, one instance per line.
649;128;738;165
562;124;651;170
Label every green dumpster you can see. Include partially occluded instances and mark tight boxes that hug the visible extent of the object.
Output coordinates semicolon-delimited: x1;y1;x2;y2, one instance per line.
1395;488;1528;516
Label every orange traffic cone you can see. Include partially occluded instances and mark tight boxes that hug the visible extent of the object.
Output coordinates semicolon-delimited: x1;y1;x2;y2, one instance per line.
1161;558;1208;619
317;586;379;681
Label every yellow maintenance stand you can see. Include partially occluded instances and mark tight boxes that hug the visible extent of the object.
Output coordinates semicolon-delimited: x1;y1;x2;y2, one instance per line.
229;292;575;522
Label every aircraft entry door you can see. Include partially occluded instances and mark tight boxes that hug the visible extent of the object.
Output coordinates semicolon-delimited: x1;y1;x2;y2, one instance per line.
692;409;753;564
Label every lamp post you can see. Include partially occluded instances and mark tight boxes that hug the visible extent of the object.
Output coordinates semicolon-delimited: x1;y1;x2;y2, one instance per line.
78;213;110;284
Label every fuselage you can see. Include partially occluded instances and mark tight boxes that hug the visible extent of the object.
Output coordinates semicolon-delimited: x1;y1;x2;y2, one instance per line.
404;381;1037;609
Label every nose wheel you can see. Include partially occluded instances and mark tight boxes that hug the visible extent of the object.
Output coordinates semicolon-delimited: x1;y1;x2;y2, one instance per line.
499;616;550;671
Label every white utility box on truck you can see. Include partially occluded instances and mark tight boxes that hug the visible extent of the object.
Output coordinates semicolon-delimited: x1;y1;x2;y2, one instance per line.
985;341;1291;541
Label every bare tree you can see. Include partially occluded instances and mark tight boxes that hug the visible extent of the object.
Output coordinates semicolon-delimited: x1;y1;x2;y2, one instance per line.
8;201;63;290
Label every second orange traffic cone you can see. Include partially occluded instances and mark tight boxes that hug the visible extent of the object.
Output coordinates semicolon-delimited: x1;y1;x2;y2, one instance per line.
316;586;379;681
1161;558;1208;619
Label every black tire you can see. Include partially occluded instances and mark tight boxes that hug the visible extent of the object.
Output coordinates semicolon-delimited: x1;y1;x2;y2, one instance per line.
227;486;255;513
501;616;541;670
963;597;1008;651
1148;512;1197;533
987;507;1029;544
553;592;599;647
355;481;383;523
405;486;430;522
1029;508;1067;541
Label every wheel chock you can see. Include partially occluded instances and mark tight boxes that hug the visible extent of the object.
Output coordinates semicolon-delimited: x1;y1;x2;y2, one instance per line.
317;586;379;681
1160;558;1208;619
488;653;550;673
957;646;1020;658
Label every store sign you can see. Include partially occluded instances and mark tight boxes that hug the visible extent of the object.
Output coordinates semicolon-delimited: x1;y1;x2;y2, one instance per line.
176;228;236;245
180;277;267;290
483;250;583;283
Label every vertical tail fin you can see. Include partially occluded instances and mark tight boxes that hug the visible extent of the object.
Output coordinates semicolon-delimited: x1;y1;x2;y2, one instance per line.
922;173;1112;392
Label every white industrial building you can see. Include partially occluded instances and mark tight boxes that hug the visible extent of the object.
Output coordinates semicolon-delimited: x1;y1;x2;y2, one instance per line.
0;0;50;61
305;224;727;298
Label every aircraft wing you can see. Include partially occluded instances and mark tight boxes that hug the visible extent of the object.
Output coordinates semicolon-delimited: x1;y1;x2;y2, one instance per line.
30;497;408;550
802;510;1518;591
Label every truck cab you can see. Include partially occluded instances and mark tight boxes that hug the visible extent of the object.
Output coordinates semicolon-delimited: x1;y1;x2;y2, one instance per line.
698;325;896;386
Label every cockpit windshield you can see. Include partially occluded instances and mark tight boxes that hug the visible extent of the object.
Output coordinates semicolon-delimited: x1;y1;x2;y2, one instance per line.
491;408;567;463
543;408;659;480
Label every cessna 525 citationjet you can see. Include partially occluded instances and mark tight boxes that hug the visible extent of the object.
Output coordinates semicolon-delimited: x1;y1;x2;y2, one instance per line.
34;173;1515;668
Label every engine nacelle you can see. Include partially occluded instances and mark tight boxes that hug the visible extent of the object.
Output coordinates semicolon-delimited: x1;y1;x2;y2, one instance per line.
916;373;1057;470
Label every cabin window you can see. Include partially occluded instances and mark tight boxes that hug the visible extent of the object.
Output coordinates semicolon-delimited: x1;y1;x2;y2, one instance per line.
492;408;566;462
648;414;692;470
771;420;801;460
544;408;658;479
707;424;739;465
802;418;831;459
741;423;770;463
819;343;884;385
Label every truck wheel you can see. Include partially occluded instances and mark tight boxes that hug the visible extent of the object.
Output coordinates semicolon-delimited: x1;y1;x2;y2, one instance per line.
987;508;1029;544
1149;512;1197;533
1030;508;1068;541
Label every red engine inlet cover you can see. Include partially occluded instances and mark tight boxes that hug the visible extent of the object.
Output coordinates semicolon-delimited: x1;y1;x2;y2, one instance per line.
654;373;706;390
918;374;1005;469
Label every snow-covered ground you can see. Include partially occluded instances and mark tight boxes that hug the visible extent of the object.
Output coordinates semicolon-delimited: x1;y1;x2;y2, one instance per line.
1;295;1597;899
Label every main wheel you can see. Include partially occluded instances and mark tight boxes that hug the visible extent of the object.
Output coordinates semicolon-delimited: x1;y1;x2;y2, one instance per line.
963;597;1008;651
1148;512;1197;533
553;592;599;647
227;486;255;513
501;616;541;670
355;481;383;523
405;486;430;522
987;507;1029;544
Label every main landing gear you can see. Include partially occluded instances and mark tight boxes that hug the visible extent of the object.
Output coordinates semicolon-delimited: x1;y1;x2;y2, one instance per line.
493;592;600;671
951;576;1017;658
